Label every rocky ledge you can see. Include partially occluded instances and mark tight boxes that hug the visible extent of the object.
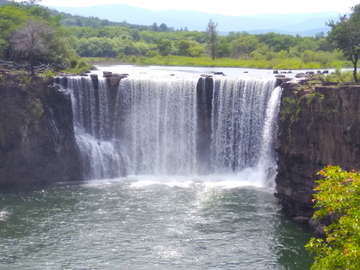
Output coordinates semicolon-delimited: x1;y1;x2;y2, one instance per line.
275;76;360;232
0;74;83;187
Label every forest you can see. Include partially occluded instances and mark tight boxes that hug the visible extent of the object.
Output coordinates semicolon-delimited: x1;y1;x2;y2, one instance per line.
0;0;351;72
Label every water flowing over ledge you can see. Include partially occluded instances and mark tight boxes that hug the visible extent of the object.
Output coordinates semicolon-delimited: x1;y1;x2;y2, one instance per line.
59;75;282;188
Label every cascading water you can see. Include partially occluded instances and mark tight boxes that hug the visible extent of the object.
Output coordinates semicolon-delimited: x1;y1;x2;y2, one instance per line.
116;78;198;175
211;77;276;172
61;74;281;186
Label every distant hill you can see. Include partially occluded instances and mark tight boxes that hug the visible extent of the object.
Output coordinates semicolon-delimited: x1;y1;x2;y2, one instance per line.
45;3;342;36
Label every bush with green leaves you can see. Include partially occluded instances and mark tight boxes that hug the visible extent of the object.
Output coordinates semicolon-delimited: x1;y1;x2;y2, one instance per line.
305;165;360;270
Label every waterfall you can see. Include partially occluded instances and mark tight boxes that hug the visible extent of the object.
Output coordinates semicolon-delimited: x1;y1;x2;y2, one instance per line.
67;77;123;179
116;78;198;175
211;77;276;173
61;75;281;185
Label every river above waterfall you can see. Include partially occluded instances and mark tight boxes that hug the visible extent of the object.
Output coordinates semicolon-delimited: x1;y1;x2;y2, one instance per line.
92;64;336;79
0;177;313;269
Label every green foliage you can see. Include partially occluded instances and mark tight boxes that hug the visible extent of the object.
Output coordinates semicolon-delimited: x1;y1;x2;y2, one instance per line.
38;68;55;80
0;3;79;75
6;3;345;70
69;57;78;69
305;166;360;270
323;68;360;84
157;39;172;56
145;50;158;58
64;57;91;74
206;19;218;60
280;95;301;145
280;96;301;122
306;90;324;105
29;98;44;120
327;4;360;82
230;35;259;59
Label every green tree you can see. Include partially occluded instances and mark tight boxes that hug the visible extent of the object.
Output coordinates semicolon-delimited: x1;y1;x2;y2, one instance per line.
159;23;168;32
305;166;360;270
176;39;192;56
230;35;259;59
0;5;30;59
157;39;171;56
327;4;360;82
130;29;140;41
217;38;230;58
206;19;218;60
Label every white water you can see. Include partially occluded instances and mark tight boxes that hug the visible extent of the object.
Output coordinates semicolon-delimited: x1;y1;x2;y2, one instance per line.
62;74;281;187
118;78;198;175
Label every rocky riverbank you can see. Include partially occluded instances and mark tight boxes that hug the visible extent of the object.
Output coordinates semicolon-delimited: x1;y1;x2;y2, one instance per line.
0;74;83;187
275;75;360;233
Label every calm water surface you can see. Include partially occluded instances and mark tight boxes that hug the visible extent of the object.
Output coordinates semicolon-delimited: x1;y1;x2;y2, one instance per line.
0;177;313;269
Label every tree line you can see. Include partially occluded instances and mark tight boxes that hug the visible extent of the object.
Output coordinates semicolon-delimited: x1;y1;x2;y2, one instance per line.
1;1;360;76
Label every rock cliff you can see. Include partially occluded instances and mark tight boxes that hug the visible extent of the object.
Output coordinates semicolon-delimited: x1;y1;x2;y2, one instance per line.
0;78;83;187
275;81;360;220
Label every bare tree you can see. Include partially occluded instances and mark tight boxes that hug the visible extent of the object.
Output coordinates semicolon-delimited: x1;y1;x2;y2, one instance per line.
11;20;53;76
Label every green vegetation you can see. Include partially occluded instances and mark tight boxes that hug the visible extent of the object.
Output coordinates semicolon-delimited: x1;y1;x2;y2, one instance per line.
0;1;355;73
0;1;90;76
305;166;360;270
327;4;360;82
68;27;348;69
206;19;219;60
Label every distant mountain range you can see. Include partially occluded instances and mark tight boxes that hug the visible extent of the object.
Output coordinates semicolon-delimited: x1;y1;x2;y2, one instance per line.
45;4;343;36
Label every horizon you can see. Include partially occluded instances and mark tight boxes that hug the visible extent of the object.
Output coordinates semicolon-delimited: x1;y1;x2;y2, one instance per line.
30;0;359;16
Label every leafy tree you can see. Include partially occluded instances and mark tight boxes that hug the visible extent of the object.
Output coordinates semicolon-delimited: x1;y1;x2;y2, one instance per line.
217;38;230;58
301;50;315;63
327;4;360;82
130;29;141;41
187;43;205;57
176;39;192;56
230;35;259;59
159;23;168;32
157;39;171;56
0;5;31;59
145;50;158;57
206;19;218;60
305;166;360;270
152;22;158;32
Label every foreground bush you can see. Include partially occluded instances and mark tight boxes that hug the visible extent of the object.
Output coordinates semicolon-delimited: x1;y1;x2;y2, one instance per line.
305;166;360;270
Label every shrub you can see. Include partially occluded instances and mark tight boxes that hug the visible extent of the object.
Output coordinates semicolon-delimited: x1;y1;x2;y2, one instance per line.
146;50;158;58
69;58;78;69
305;166;360;270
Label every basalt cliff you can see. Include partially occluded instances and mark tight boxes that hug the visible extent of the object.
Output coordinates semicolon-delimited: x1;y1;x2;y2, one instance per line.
0;77;82;187
275;79;360;228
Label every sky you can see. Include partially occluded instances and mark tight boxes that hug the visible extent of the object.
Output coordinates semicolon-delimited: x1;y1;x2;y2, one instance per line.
36;0;360;16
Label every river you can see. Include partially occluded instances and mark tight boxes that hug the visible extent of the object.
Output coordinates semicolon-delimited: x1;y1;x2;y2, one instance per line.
0;65;314;269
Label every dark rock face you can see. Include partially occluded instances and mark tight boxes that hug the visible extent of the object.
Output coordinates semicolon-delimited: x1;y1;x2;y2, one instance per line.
275;83;360;218
0;81;83;187
196;77;213;174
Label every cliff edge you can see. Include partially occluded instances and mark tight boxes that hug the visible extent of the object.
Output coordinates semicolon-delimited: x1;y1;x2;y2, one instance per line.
0;77;83;187
275;80;360;221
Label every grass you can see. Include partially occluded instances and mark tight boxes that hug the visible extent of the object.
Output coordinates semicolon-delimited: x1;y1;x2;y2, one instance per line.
86;55;351;70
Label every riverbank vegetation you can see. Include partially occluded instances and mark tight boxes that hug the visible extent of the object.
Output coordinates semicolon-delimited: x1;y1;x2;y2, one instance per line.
68;26;349;70
0;0;354;73
306;166;360;270
0;0;92;76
